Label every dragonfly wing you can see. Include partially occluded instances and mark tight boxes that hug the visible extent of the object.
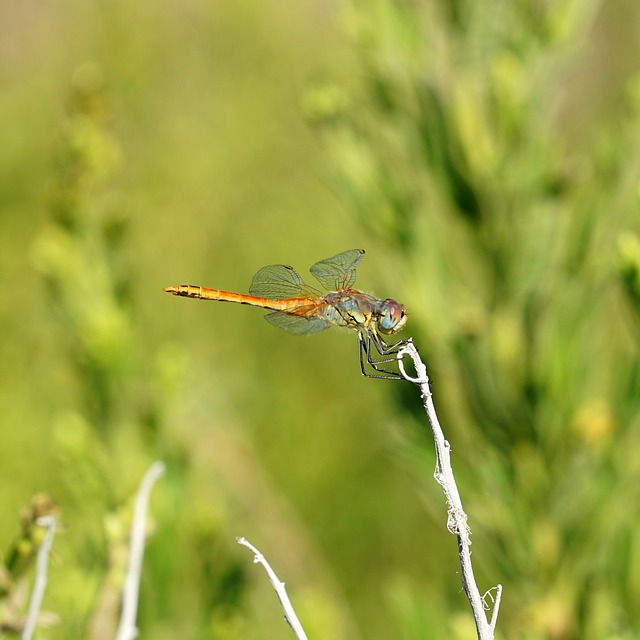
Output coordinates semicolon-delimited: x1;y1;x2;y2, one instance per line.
264;311;331;335
309;249;365;291
249;264;319;300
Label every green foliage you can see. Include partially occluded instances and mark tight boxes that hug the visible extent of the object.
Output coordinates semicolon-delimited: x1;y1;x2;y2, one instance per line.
305;0;640;637
2;1;640;639
3;66;252;638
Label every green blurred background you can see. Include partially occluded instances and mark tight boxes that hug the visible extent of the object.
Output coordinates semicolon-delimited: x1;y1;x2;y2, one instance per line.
2;0;640;638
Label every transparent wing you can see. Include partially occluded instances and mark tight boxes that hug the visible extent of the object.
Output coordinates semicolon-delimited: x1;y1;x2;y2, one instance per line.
264;310;331;335
309;249;365;291
249;264;320;300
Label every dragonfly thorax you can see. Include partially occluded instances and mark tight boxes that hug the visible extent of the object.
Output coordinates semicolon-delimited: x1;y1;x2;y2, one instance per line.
322;291;407;337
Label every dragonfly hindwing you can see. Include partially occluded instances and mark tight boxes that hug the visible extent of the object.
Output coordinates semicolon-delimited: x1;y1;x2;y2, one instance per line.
263;311;331;335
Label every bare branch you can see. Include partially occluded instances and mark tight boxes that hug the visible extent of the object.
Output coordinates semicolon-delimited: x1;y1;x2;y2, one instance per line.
486;584;502;634
237;537;308;640
22;516;57;640
398;340;502;639
115;461;166;640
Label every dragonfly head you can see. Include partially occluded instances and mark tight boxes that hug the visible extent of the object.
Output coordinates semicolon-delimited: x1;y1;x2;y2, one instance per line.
377;299;408;335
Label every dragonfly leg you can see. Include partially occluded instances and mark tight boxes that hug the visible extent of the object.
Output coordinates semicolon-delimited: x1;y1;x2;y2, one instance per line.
358;333;406;380
370;330;409;357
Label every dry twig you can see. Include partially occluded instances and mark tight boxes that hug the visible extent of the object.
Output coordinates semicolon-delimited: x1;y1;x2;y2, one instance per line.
398;340;502;639
237;537;308;640
115;461;166;640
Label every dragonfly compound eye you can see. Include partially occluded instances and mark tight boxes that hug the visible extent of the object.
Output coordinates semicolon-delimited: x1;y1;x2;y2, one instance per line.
378;299;407;335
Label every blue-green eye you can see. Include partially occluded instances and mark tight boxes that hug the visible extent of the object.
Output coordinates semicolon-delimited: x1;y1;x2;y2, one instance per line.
378;299;407;335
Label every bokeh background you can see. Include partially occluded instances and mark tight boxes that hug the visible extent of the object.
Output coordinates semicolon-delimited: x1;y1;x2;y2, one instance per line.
2;0;640;638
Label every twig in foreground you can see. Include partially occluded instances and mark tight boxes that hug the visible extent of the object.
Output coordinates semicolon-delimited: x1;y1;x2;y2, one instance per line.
237;537;308;640
398;340;502;640
21;516;57;640
115;461;166;640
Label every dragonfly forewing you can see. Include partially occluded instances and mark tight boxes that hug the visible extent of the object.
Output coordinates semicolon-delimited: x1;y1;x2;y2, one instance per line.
309;249;364;291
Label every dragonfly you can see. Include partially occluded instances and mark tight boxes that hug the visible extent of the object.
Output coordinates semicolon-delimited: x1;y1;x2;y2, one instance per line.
164;249;408;379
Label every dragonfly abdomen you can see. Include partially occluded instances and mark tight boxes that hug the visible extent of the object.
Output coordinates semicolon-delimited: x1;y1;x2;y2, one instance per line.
164;285;314;313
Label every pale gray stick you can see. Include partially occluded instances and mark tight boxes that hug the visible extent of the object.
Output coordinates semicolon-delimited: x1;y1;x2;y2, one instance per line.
22;516;57;640
237;537;308;640
115;461;166;640
398;340;502;639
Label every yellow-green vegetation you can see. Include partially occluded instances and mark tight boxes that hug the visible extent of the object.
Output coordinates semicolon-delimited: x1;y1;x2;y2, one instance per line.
1;1;639;639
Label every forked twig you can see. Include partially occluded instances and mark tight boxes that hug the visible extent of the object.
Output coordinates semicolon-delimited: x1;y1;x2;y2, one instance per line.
398;340;502;639
115;461;166;640
237;537;308;640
